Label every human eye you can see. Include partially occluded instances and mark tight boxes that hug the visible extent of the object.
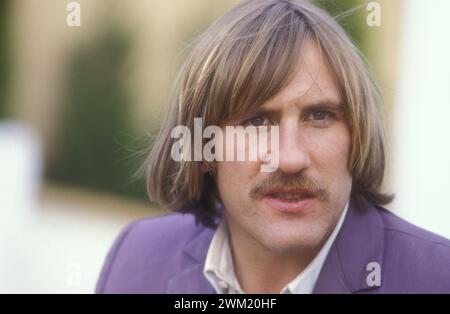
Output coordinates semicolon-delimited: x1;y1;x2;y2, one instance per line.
242;115;269;127
307;109;335;125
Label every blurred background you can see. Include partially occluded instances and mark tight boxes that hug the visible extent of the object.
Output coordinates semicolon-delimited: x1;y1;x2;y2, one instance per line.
0;0;448;293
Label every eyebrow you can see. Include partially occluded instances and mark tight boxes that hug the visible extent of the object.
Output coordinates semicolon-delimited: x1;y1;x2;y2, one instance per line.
301;101;344;111
254;100;345;116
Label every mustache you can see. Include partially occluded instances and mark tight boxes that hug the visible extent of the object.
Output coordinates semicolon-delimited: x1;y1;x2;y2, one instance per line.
249;171;329;202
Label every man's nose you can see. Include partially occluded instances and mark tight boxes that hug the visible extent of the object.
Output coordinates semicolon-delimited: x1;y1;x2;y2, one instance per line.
277;121;311;174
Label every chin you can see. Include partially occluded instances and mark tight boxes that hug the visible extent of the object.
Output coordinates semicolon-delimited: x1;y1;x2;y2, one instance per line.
254;224;326;253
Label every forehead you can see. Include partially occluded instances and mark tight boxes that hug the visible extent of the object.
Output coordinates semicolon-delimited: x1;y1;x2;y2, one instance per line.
260;39;342;112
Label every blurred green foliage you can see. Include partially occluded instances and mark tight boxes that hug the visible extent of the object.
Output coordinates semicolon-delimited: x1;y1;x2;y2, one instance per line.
314;0;368;51
0;0;10;118
49;25;147;200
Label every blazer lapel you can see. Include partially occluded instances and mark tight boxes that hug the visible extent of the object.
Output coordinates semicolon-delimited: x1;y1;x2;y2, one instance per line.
313;199;385;293
166;263;216;293
166;224;216;293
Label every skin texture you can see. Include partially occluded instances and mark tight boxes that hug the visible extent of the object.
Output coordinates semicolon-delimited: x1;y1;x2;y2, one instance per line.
216;39;353;293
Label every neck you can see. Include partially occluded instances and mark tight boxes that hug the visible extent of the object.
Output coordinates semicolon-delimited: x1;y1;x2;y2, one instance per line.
227;225;322;294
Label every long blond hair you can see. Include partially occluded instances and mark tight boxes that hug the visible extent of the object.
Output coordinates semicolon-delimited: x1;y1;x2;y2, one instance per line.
143;0;393;227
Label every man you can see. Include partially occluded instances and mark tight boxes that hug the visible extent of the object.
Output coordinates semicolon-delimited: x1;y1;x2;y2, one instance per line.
96;0;450;293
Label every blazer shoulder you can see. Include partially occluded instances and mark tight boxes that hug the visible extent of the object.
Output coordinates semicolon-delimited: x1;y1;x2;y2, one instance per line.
377;207;450;292
124;212;206;244
379;207;450;246
96;212;210;293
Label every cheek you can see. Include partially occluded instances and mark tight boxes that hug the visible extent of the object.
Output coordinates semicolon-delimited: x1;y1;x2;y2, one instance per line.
331;133;351;170
310;127;352;179
327;130;352;195
217;161;252;190
216;161;261;197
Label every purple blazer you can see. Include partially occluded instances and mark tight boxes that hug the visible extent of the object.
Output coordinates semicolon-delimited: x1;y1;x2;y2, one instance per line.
96;200;450;293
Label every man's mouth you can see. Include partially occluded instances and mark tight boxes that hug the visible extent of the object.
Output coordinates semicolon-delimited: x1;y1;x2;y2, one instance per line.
262;189;316;213
265;189;316;200
269;193;311;201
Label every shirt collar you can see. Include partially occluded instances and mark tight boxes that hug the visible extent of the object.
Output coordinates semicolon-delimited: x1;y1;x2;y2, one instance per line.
204;217;244;293
203;201;349;294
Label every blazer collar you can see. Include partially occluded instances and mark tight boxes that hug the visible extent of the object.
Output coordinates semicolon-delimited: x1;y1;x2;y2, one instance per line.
168;197;385;294
313;198;385;293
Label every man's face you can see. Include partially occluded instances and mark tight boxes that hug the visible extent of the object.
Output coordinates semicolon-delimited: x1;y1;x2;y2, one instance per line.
216;39;352;253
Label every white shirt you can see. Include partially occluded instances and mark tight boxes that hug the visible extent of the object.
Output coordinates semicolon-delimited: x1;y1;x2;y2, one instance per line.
203;202;349;294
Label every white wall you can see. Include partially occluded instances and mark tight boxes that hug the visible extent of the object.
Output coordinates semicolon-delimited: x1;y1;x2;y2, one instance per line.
391;0;450;238
0;122;42;292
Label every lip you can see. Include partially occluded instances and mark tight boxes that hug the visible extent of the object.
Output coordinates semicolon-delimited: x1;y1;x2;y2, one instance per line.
264;188;316;196
262;190;316;213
